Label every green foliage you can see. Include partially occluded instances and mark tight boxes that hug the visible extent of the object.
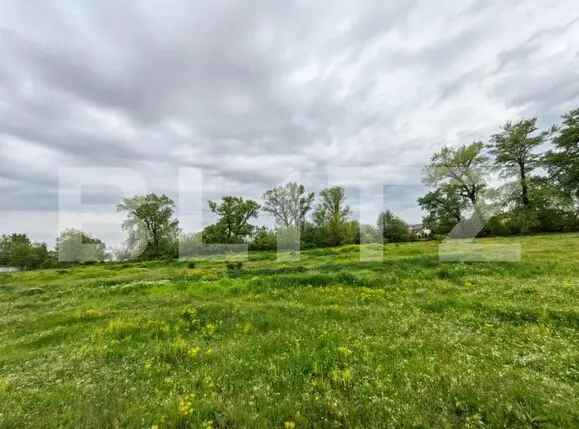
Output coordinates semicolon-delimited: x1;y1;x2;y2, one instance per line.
249;227;277;251
544;108;579;201
205;196;260;244
262;182;315;229
225;260;243;275
313;186;352;246
117;193;179;259
489;118;547;208
56;229;106;263
488;177;578;235
0;233;55;270
420;110;579;237
377;210;410;242
418;186;465;234
423;142;488;207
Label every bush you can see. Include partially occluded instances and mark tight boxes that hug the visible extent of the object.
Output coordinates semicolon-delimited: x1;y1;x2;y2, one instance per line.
249;227;277;251
378;211;410;242
486;214;511;236
225;261;243;275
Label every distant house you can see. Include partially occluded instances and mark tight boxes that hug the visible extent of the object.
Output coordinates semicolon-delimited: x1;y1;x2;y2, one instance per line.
408;224;432;240
416;228;432;240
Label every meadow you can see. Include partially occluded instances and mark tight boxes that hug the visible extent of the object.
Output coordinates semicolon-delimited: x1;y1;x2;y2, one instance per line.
0;234;578;428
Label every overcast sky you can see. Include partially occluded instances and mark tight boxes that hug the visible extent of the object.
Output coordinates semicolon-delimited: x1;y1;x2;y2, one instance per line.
1;0;578;247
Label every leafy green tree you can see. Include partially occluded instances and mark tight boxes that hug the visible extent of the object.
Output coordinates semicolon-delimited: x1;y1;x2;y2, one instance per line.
314;187;350;226
201;223;227;244
249;227;277;251
0;234;54;270
489;118;547;208
377;210;410;243
117;194;179;259
528;177;578;232
299;221;325;249
56;229;106;262
423;142;488;209
262;183;314;229
544;108;579;201
205;196;260;243
418;185;465;233
313;186;351;246
0;235;9;266
342;220;361;245
2;234;32;269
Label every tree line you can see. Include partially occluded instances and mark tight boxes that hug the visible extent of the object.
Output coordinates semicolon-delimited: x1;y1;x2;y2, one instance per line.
1;108;577;269
0;229;106;270
420;108;578;236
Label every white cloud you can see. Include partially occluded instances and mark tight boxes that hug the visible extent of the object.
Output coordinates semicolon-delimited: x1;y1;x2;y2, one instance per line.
0;0;578;245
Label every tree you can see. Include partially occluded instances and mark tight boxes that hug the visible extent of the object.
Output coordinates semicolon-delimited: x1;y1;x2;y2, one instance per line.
0;234;54;270
314;187;350;226
1;234;32;269
249;227;277;251
418;185;465;233
56;229;106;262
424;142;488;209
262;182;314;229
205;196;260;243
117;194;179;259
0;235;10;266
313;186;351;246
544;108;579;201
489;118;547;208
377;210;410;243
527;177;577;232
359;224;380;244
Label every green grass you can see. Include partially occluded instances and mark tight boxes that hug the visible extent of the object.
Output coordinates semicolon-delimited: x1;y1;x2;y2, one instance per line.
1;234;578;428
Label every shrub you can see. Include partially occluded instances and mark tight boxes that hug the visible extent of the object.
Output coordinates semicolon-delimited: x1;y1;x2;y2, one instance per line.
225;261;243;275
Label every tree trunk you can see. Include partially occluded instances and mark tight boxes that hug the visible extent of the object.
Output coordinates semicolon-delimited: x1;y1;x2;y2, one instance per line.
520;163;530;208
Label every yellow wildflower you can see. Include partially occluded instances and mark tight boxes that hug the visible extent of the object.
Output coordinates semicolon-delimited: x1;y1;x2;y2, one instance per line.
178;394;194;416
188;346;201;359
331;368;353;385
337;346;353;358
203;323;217;336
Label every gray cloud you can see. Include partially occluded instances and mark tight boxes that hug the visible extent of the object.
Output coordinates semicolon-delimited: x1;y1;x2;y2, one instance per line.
1;0;578;245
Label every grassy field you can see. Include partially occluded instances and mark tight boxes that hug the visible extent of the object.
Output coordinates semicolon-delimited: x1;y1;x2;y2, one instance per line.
1;234;578;428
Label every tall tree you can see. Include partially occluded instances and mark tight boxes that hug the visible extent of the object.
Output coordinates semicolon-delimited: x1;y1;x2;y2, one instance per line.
262;182;314;229
313;187;351;227
418;185;465;233
117;194;179;259
423;142;488;208
489;118;547;208
313;186;351;246
56;229;106;262
206;196;260;243
377;210;410;243
544;108;579;201
0;234;53;270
